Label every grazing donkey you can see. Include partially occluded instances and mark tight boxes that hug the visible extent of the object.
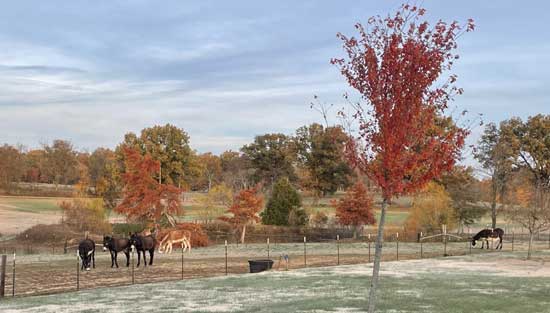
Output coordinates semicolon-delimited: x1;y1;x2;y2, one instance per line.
129;233;156;267
472;228;504;250
103;235;131;268
78;238;96;271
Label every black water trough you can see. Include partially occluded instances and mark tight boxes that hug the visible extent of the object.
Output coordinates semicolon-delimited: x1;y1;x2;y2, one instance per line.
248;259;274;273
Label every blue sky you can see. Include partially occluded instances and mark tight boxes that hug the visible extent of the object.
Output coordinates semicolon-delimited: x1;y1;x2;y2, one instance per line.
0;0;548;168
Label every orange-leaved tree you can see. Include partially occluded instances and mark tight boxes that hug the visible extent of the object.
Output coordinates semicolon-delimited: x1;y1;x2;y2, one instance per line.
331;4;474;312
333;181;376;238
220;186;263;244
116;147;183;226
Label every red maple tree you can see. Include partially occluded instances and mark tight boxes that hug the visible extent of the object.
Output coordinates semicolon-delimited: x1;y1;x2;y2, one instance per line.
334;181;376;238
220;186;263;244
331;4;474;312
116;147;183;225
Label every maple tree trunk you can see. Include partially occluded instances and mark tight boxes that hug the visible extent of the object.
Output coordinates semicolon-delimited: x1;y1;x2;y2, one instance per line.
367;199;387;313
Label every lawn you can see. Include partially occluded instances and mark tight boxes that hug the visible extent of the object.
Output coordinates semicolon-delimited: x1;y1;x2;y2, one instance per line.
0;196;65;213
1;251;549;312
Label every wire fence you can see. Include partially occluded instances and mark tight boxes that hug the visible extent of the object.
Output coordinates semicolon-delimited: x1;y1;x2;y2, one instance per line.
1;231;550;299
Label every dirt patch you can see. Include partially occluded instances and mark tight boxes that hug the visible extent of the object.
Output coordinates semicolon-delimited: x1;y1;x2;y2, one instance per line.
0;207;61;235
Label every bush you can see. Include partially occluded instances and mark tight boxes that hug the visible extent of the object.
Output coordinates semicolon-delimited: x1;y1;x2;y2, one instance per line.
174;223;209;247
16;224;79;244
111;223;145;236
60;198;112;234
261;178;305;226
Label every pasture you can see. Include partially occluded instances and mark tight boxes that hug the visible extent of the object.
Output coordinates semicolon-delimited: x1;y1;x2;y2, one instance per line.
1;251;549;312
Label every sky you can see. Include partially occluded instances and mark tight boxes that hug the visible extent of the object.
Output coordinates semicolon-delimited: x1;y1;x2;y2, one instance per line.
0;0;548;169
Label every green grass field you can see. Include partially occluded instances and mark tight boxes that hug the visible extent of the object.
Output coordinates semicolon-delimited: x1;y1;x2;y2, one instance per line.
1;251;549;312
0;196;64;213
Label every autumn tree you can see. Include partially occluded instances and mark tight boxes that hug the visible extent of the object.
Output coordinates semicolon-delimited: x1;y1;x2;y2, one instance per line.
474;122;514;228
116;147;183;226
261;177;306;226
220;187;263;244
438;166;485;232
404;182;457;234
42;140;79;186
116;124;193;188
333;181;376;238
332;5;473;311
241;133;296;188
294;123;353;201
197;183;233;223
197;152;222;191
0;144;25;192
506;168;550;259
501;115;550;259
220;150;253;190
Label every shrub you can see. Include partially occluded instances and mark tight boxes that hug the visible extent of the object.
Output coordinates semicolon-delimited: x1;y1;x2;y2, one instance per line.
262;178;306;226
176;223;209;247
112;223;144;236
17;224;78;243
60;198;112;234
310;211;329;228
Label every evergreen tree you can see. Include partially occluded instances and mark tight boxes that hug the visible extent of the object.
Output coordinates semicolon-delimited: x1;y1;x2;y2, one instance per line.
261;178;305;226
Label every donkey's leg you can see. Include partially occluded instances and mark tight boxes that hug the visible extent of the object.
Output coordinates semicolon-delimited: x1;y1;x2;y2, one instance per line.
124;250;130;267
114;251;119;268
110;250;115;268
143;251;147;267
149;249;154;265
92;251;95;268
136;251;141;267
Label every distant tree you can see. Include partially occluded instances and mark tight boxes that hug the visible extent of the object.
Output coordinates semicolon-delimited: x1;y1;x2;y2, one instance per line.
474;122;514;228
506;168;550;259
219;187;263;244
438;166;485;232
294;123;353;201
333;181;376;238
116;124;193;188
23;149;46;183
261;177;305;226
331;5;473;311
0;144;25;191
220;150;253;190
115;147;183;226
404;182;457;234
197;183;233;223
241;133;296;187
310;211;329;228
501;115;550;259
197;152;222;191
42;140;79;186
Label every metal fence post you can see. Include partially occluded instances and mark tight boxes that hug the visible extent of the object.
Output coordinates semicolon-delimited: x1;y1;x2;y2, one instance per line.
0;254;6;299
512;232;514;252
131;246;135;285
396;233;399;261
337;235;340;265
420;232;423;259
303;236;307;267
12;250;15;297
267;238;270;259
185;242;188;280
76;250;80;291
224;240;228;275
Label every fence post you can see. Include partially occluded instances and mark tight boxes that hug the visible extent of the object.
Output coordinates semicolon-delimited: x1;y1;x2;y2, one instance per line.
224;240;228;275
76;250;80;291
131;246;135;285
185;242;188;280
12;250;15;297
396;233;399;261
303;236;307;267
0;254;6;299
267;238;270;259
512;232;514;252
336;235;340;265
420;232;423;259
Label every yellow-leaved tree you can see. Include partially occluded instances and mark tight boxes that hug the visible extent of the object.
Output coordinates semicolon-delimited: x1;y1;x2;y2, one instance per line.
405;182;457;234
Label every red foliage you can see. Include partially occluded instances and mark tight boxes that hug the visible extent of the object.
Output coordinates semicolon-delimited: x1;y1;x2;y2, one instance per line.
333;182;376;227
115;147;183;222
220;187;263;227
331;5;474;201
176;223;209;247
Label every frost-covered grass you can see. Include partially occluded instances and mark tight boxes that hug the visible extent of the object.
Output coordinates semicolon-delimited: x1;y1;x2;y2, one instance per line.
2;251;550;313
